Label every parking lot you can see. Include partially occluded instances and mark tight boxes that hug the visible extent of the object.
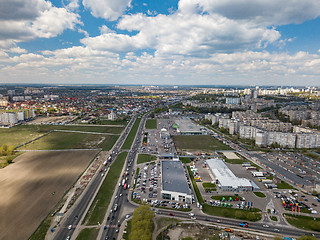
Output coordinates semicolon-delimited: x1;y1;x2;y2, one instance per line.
133;161;195;210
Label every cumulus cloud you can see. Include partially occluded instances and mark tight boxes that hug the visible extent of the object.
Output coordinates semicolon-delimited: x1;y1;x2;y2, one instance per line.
82;0;132;21
0;0;81;48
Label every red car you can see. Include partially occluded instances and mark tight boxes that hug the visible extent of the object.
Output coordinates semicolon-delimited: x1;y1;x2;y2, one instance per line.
169;213;174;216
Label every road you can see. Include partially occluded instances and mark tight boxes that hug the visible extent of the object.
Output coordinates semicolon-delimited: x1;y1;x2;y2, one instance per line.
52;115;138;240
102;113;149;240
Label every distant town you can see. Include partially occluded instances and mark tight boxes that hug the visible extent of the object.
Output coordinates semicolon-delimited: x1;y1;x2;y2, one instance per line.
1;85;320;240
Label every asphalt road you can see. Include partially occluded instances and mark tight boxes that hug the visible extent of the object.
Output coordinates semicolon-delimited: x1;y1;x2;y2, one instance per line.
102;113;149;240
53;115;138;240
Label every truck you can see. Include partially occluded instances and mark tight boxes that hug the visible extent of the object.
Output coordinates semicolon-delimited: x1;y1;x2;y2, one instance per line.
107;156;112;162
122;179;126;186
103;160;107;166
240;222;248;228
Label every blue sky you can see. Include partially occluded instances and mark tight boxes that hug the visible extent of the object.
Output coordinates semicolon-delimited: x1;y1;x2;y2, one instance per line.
0;0;320;86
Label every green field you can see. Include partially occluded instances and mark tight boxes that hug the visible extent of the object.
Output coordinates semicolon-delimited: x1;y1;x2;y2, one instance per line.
277;181;297;190
211;195;243;201
91;119;128;126
137;154;157;164
145;119;157;129
0;152;23;168
121;118;142;150
202;182;216;191
84;152;128;225
180;157;192;164
76;228;99;240
173;135;232;151
0;124;123;147
202;204;261;221
22;132;119;150
284;214;320;232
253;192;266;198
224;158;246;164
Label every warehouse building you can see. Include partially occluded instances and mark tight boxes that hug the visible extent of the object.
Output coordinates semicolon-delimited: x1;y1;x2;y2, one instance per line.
206;158;253;191
161;160;192;203
174;118;203;135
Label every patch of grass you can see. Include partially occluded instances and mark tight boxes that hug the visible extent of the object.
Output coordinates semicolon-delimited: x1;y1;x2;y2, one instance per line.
22;132;118;150
29;217;52;240
137;154;157;164
0;151;23;168
76;227;99;240
270;216;278;221
155;217;180;230
123;219;132;240
253;192;266;198
202;182;216;191
277;181;297;190
84;152;128;225
211;195;243;201
224;158;246;164
92;119;128;126
145;119;157;129
202;204;261;221
284;213;320;232
187;166;203;204
173;135;232;151
121;118;142;150
0;124;123;148
180;157;192;164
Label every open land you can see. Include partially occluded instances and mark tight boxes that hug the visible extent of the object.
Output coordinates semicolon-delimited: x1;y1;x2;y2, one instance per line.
22;132;119;150
172;135;232;152
0;125;123;147
0;150;98;240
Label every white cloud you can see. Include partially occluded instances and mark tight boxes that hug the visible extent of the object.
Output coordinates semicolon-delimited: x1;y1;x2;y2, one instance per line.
82;0;132;21
0;0;81;48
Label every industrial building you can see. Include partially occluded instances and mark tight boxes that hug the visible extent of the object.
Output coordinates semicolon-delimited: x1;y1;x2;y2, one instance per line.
174;118;203;135
161;160;192;203
206;158;253;191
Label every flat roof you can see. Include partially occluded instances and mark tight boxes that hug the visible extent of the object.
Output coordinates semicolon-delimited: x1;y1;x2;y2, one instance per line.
207;158;252;188
175;119;202;133
161;160;191;195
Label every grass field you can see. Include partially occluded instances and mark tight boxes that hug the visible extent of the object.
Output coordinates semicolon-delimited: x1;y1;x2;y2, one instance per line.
277;181;297;190
84;152;128;225
137;154;157;164
121;117;142;150
145;119;157;129
253;192;266;198
173;135;232;151
224;158;246;164
0;150;98;240
92;119;128;126
270;216;278;221
76;228;99;240
211;195;243;201
202;182;216;191
284;213;320;232
180;157;192;164
0;124;123;148
22;132;119;150
202;204;261;221
0;152;23;168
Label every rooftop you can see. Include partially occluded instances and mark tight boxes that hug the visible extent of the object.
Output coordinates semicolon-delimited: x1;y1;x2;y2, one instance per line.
161;160;191;195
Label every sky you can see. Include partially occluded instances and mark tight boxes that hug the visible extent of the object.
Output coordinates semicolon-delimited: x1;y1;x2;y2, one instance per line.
0;0;320;86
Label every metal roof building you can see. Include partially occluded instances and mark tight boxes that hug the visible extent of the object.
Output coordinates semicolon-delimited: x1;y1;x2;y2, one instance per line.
174;118;203;135
161;160;192;203
206;158;253;191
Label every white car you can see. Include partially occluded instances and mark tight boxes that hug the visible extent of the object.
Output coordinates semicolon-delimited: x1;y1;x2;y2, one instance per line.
67;225;72;230
189;213;195;216
263;225;269;228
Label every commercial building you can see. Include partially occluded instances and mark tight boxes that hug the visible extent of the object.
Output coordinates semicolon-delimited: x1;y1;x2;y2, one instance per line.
174;118;203;135
206;158;253;192
161;160;192;203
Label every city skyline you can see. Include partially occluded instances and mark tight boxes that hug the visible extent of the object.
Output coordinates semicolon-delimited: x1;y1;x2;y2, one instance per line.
1;0;320;86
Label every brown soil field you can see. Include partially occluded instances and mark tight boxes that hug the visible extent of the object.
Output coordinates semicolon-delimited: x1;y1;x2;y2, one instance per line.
0;150;99;240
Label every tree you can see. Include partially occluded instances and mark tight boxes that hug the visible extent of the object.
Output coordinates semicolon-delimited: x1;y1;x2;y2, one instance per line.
297;236;317;240
7;146;15;155
129;205;154;240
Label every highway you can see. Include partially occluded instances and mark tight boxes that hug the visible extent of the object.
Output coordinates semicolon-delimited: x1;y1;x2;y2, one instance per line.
53;115;138;240
102;113;149;240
